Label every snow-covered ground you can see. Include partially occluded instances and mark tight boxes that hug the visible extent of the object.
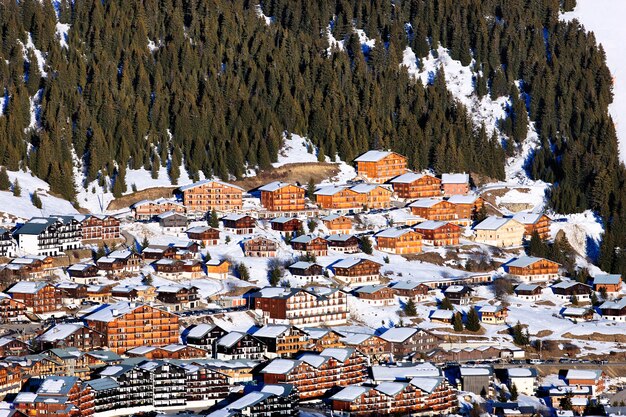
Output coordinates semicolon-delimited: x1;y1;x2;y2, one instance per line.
562;1;626;163
0;170;78;221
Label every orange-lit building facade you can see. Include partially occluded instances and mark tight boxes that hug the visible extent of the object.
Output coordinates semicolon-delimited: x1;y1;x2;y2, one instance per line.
390;173;441;199
259;182;306;211
180;180;244;212
354;151;407;183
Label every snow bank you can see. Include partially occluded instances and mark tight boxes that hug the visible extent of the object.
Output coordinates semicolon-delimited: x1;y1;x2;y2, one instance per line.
254;4;273;25
550;210;603;259
56;23;69;49
273;133;319;167
562;1;626;163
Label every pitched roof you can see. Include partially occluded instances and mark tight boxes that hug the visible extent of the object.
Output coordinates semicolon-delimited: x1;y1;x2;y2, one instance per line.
375;227;416;238
408;198;443;208
7;281;48;294
314;185;350;196
258;181;297;192
474;216;519;230
593;274;621;285
379;327;417;343
512;212;546;225
413;220;451;230
505;256;547;268
332;257;381;269
447;194;479;204
390;172;430;184
354;150;394;162
179;179;244;192
441;173;469;184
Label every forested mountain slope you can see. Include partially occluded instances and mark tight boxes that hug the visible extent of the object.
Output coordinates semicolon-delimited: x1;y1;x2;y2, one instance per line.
1;0;626;273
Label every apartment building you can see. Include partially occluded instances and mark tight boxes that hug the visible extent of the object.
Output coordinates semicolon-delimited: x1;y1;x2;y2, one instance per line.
179;180;244;212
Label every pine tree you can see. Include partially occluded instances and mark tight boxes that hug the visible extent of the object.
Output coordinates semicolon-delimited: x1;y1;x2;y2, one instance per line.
31;191;42;209
404;299;417;316
141;236;150;250
453;312;464;331
0;168;10;190
143;274;153;286
510;384;518;401
12;179;21;197
440;297;454;310
307;177;316;201
360;236;373;255
237;263;250;281
268;267;281;286
465;308;481;331
512;321;530;345
208;209;219;228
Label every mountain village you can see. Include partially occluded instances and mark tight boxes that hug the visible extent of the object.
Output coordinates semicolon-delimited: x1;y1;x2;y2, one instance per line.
0;146;623;417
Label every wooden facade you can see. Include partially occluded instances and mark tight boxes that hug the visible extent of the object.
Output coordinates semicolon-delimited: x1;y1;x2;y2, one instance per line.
206;259;230;279
409;199;459;221
81;215;121;241
222;215;256;234
6;282;61;314
413;221;461;246
321;214;352;235
259;182;306;211
315;187;364;211
186;226;220;246
332;258;382;287
180;180;244;212
390;173;442;199
132;199;186;221
375;228;423;254
85;303;179;354
505;257;560;282
270;217;303;235
354;151;408;183
243;237;278;257
290;235;328;256
513;213;552;240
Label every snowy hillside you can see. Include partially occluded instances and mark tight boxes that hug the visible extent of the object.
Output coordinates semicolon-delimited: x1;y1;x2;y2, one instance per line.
562;1;626;162
0;170;78;221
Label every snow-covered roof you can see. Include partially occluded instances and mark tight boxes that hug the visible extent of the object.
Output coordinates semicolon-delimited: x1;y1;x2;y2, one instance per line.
593;274;621;285
429;310;454;320
375;227;414;238
371;363;441;382
37;376;78;395
37;323;84;342
221;214;250;221
505;256;547;268
179;179;244;192
258;181;296;192
314;185;348;196
410;377;442;393
408;198;443;208
270;216;300;224
390;281;426;290
441;173;469;184
84;302;143;322
600;298;626;310
340;333;374;345
375;381;407;396
290;234;316;244
320;348;353;362
460;366;493;376
7;281;48;294
321;213;349;222
413;220;450;230
565;369;602;381
512;212;545;225
444;285;470;294
390;172;430;184
507;368;538;378
473;216;517;230
379;327;417;343
260;359;298;375
515;283;542;292
252;325;290;338
67;263;96;272
551;280;589;290
332;257;381;269
288;261;319;270
480;305;504;313
354;150;393;162
351;184;388;194
562;307;591;317
447;194;479;204
329;385;370;401
217;332;246;348
326;233;356;242
354;284;390;295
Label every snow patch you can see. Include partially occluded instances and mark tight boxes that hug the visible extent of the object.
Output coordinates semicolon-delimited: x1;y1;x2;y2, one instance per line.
272;133;320;168
550;210;603;259
56;23;70;49
24;33;47;77
254;4;273;25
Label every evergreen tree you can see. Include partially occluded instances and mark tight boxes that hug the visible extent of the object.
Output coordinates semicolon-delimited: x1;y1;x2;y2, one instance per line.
268;267;282;286
465;308;481;331
404;298;417;316
237;263;250;281
453;312;464;331
512;321;530;345
440;297;454;310
12;179;20;197
307;177;316;201
141;236;150;251
31;191;42;209
560;394;573;410
510;384;518;401
143;274;153;286
208;209;219;228
0;168;10;191
360;236;373;255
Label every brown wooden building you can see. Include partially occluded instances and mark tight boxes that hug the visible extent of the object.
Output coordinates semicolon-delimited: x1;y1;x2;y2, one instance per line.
81;215;121;241
512;213;552;240
504;256;560;283
390;172;441;199
409;199;458;221
259;182;306;212
270;217;303;236
222;214;256;235
6;281;61;314
179;179;244;212
186;226;220;246
332;258;382;287
354;150;408;183
290;235;328;256
321;214;352;235
413;221;461;246
375;228;422;254
243;236;278;257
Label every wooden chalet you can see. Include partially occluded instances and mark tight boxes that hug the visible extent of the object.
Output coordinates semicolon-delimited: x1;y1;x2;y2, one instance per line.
184;323;229;355
270;217;303;236
379;327;443;358
14;376;95;417
259;348;368;400
599;298;626;322
259;182;306;212
179;179;244;212
222;214;256;234
479;305;508;324
354;285;395;306
390;172;442;199
6;281;61;314
593;274;622;294
314;186;364;211
441;173;470;195
339;333;389;359
243;236;278;257
320;214;352;235
326;234;360;253
332;258;382;287
350;184;393;209
301;328;345;351
186;226;220;246
34;323;105;352
0;337;30;357
443;285;473;305
413;221;461;246
155;285;200;310
354;150;408;183
551;281;592;302
126;344;208;359
215;331;268;360
447;194;484;220
84;302;179;354
512;212;552;240
409;199;458;221
110;285;156;302
561;307;594;322
514;284;543;301
97;249;141;272
206;259;230;279
375;227;422;254
504;256;560;282
390;281;430;302
288;261;324;282
0;295;27;323
251;325;309;357
132;198;186;220
81;215;121;241
290;235;328;256
66;263;100;284
157;211;189;232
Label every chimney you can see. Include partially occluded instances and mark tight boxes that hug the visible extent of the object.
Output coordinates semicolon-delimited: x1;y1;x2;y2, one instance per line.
111;308;118;316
